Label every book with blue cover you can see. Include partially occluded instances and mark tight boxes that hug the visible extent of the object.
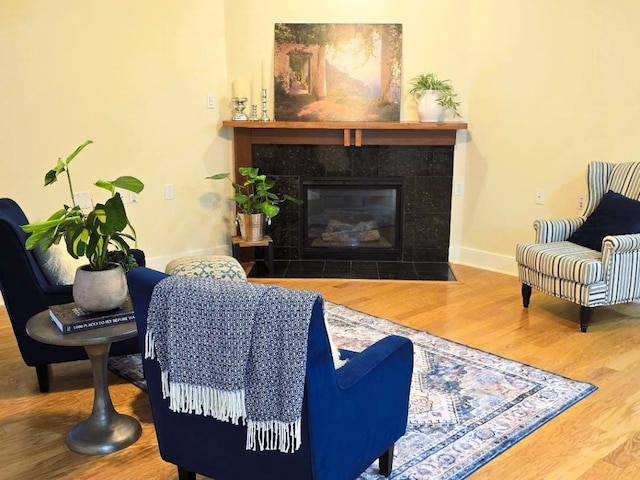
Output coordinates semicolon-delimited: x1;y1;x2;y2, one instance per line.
48;297;135;334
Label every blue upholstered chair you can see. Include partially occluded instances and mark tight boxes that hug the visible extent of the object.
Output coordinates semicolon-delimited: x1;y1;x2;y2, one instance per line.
0;198;143;392
127;267;414;480
516;162;640;332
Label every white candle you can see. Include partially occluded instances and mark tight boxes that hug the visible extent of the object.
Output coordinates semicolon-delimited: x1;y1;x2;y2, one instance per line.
232;80;237;98
262;60;265;89
250;74;255;105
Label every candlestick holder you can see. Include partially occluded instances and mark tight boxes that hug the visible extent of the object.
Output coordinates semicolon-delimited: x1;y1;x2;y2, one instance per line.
260;89;270;122
231;97;249;121
249;104;259;121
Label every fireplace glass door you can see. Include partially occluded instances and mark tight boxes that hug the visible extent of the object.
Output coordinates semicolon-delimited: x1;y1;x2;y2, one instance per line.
302;178;402;260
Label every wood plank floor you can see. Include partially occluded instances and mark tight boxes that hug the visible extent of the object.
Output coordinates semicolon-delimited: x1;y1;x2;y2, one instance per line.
1;264;640;479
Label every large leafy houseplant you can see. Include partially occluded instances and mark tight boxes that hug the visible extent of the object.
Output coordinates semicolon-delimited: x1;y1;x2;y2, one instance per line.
409;72;461;118
207;166;302;220
22;140;144;272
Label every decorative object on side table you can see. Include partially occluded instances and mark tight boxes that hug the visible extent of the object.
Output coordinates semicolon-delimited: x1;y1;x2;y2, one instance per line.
49;296;135;334
21;140;144;312
409;72;461;122
206;166;302;241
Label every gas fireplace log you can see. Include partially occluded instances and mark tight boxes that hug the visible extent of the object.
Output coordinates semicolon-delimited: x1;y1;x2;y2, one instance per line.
353;220;378;232
355;229;381;242
326;219;353;232
322;231;351;242
321;229;381;242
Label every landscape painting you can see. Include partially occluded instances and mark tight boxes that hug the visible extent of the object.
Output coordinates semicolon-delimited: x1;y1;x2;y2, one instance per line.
273;23;402;122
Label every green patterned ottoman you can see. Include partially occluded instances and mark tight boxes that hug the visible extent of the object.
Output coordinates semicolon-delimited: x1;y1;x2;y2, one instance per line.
164;255;247;282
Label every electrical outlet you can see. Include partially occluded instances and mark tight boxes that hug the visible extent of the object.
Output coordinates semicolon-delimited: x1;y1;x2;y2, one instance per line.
130;192;140;204
454;182;464;196
115;187;129;203
207;93;215;109
577;194;586;210
73;191;92;209
535;188;545;205
164;184;175;200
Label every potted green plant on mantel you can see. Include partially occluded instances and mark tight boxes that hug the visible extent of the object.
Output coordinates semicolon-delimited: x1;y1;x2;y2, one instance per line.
22;140;144;312
409;72;461;122
207;166;302;242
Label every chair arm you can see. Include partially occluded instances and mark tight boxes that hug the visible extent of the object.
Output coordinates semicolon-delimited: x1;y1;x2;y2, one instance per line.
307;335;413;479
533;217;584;243
602;233;640;253
336;335;413;390
600;233;640;303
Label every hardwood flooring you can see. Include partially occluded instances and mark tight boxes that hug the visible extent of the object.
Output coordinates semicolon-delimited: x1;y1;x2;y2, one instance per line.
1;264;640;479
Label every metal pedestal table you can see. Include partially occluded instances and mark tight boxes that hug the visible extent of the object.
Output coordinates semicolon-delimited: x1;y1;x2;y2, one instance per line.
26;310;142;455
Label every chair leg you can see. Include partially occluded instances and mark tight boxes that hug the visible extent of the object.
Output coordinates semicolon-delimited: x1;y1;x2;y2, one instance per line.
521;284;532;308
378;445;394;477
35;364;50;393
580;306;592;333
177;466;196;480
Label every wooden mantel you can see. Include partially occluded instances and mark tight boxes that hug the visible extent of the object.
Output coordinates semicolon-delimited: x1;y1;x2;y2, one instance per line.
222;120;467;169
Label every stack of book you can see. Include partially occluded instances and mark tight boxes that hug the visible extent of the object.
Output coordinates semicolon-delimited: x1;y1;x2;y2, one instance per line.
49;297;136;334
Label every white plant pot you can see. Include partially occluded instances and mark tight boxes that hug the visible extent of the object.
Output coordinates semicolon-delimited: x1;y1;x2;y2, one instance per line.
237;213;265;242
73;263;128;312
415;90;445;122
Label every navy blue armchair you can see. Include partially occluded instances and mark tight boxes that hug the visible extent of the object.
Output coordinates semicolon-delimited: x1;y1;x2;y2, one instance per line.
127;267;414;480
0;198;143;392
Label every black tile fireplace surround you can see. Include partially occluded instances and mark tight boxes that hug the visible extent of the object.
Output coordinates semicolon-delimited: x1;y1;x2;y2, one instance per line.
253;144;454;263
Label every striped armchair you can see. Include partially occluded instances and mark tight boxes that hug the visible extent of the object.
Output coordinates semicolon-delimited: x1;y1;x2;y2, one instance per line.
516;162;640;332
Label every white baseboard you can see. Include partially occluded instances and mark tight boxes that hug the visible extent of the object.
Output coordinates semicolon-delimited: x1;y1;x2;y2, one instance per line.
449;246;518;277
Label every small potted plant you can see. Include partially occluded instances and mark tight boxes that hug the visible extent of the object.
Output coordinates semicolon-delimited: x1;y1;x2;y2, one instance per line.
207;166;302;241
409;72;461;122
21;140;144;311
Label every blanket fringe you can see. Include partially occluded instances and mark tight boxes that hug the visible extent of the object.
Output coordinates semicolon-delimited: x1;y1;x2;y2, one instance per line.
161;372;247;424
144;329;155;360
246;419;302;453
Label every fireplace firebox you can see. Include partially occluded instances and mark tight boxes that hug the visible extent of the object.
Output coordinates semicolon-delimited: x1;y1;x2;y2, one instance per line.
302;178;402;260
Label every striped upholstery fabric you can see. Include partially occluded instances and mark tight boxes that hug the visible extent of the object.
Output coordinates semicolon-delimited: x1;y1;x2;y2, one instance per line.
515;242;603;284
534;218;584;243
516;161;640;311
517;264;608;307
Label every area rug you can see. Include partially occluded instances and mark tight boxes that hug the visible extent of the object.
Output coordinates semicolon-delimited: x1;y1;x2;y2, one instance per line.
108;301;596;480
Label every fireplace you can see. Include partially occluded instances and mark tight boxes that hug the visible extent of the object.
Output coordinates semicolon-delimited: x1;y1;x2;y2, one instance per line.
302;178;402;260
253;144;454;262
222;121;467;269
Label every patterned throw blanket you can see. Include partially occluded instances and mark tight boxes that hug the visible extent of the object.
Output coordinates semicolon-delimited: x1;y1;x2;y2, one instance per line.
145;275;321;452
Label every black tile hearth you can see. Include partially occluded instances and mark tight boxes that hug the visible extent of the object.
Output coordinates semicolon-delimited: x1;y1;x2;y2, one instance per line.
249;260;455;281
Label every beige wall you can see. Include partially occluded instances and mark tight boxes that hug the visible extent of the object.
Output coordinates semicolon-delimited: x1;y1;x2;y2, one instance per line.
2;0;640;277
461;0;640;273
0;0;232;272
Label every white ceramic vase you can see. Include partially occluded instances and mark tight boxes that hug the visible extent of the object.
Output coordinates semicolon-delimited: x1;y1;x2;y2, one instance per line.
415;90;444;122
73;263;128;312
237;213;265;242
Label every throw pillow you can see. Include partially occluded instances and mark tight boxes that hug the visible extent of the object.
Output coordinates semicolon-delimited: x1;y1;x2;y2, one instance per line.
567;190;640;251
33;243;84;285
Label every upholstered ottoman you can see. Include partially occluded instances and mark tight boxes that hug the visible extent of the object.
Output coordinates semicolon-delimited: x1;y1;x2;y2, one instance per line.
165;255;247;282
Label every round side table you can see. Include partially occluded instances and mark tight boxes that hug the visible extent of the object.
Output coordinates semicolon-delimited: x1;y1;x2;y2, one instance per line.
26;310;142;455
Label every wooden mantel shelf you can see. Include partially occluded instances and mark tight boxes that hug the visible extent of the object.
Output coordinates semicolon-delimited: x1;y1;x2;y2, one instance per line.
222;120;467;131
222;120;467;169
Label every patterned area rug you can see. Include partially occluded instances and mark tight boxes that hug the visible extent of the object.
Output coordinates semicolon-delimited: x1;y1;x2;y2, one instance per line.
108;301;596;480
